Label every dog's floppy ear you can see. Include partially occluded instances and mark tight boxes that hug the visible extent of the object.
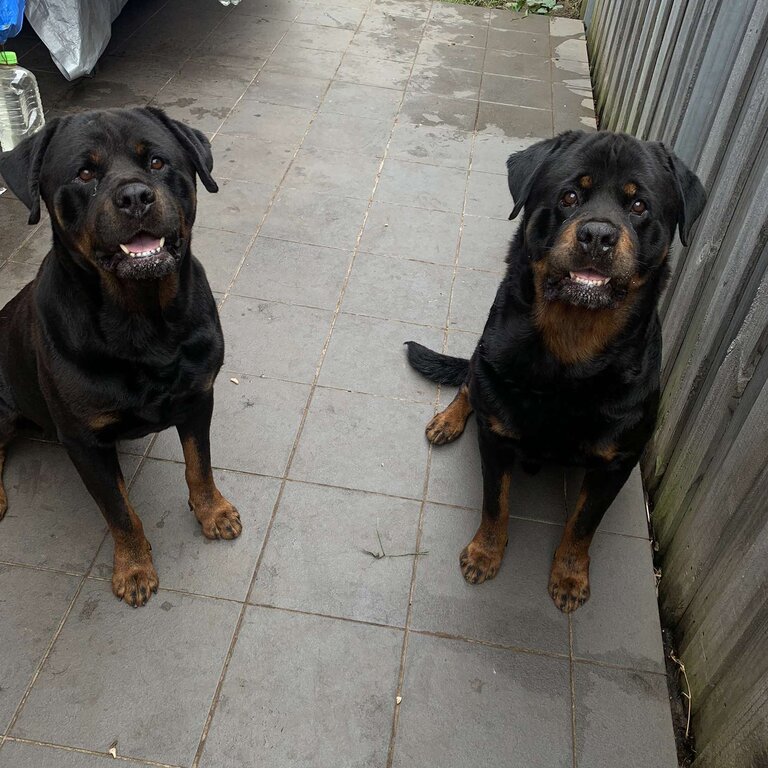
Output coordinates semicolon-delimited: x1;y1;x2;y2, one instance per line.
0;118;60;225
506;130;583;220
145;107;218;194
666;148;706;247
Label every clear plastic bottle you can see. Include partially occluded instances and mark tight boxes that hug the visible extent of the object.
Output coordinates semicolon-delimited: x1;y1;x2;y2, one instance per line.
0;51;45;151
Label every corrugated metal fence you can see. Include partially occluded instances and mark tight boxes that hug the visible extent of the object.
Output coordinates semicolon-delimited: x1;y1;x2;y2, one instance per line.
583;1;768;766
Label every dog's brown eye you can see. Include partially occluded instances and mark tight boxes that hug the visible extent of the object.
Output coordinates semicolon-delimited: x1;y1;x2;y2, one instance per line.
561;191;578;207
77;168;94;182
150;157;165;171
630;200;647;214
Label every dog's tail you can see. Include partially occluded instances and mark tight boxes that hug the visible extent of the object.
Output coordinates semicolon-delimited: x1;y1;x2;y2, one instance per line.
404;341;469;386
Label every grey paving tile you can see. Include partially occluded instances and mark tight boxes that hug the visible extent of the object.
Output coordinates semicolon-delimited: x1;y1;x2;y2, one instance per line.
408;62;482;101
150;373;309;477
244;70;331;110
566;466;650;540
0;566;80;729
219;295;332;382
574;663;678;768
195;178;275;235
279;21;356;52
392;633;572;767
252;481;420;624
190;226;250;293
282;147;381;199
488;27;550;56
197;17;291;67
415;39;486;72
358;201;462;264
303;109;394;156
319;313;443;401
219;100;315;145
459;214;515;272
430;1;490;25
232;236;352;310
348;14;425;61
466;168;514;219
481;72;552;109
92;461;280;600
320;80;403;120
372;0;431;19
553;80;598;133
571;532;666;672
260;188;369;249
477;101;553;138
423;20;488;48
11;586;239;766
410;504;568;652
7;224;52;266
0;262;38;307
336;52;412;89
444;328;479;360
387;122;473;169
0;741;132;768
449;267;501;333
262;43;345;79
296;3;366;29
212;133;296;185
484;48;552;80
0;441;139;573
199;607;402;768
229;0;306;19
343;252;453;327
290;387;431;498
375;158;467;213
489;9;550;33
400;92;478;132
472;132;540;175
552;55;591;82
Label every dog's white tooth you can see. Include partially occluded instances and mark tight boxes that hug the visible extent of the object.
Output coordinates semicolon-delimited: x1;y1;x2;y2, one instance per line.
159;237;165;248
120;244;131;255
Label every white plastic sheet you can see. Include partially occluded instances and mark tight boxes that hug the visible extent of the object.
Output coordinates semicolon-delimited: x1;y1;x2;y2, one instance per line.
24;0;127;80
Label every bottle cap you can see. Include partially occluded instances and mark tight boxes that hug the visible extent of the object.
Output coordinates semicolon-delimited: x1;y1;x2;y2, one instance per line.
0;52;18;65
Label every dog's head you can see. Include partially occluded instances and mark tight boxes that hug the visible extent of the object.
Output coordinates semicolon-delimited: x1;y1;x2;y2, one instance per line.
507;131;706;310
0;107;217;282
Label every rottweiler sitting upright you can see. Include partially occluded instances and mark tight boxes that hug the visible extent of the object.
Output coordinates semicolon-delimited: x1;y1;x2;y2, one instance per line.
407;130;706;612
0;107;240;607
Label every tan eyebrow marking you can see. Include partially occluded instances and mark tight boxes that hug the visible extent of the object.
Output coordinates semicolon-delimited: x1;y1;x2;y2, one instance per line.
623;182;638;197
578;175;592;189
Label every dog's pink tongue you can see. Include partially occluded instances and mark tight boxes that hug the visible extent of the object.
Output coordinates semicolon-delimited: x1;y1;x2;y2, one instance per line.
571;269;605;280
122;234;162;252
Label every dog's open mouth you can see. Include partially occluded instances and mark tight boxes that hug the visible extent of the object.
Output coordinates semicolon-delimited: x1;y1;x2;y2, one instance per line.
545;268;620;310
110;231;181;280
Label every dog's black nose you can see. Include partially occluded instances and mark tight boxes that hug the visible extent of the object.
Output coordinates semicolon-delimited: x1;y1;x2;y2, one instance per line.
115;183;155;217
577;221;619;253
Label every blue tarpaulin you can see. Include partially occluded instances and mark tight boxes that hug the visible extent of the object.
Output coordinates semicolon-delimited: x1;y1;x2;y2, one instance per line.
0;0;25;45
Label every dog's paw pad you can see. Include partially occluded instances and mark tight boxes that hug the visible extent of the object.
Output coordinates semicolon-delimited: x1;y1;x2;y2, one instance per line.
426;413;465;445
548;568;590;613
460;542;503;585
197;502;242;540
112;562;159;607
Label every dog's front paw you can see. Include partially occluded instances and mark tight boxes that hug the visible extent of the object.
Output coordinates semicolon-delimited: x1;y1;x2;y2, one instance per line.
112;553;159;607
460;537;507;584
193;497;242;540
426;411;465;445
548;553;590;613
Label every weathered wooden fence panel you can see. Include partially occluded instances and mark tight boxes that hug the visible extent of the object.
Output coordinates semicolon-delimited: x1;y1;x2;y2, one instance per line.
584;1;768;765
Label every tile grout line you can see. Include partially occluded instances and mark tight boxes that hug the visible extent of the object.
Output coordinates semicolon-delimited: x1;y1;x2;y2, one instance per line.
1;735;185;768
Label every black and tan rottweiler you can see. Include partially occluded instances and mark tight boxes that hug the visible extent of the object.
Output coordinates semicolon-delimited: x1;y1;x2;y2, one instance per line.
407;130;706;612
0;107;240;607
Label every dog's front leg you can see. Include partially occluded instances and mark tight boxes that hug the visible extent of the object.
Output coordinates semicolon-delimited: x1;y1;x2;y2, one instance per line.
460;428;513;584
177;392;242;540
64;441;157;607
549;462;635;613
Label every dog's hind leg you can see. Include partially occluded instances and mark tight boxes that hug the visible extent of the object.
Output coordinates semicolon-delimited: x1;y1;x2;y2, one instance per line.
426;383;473;445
